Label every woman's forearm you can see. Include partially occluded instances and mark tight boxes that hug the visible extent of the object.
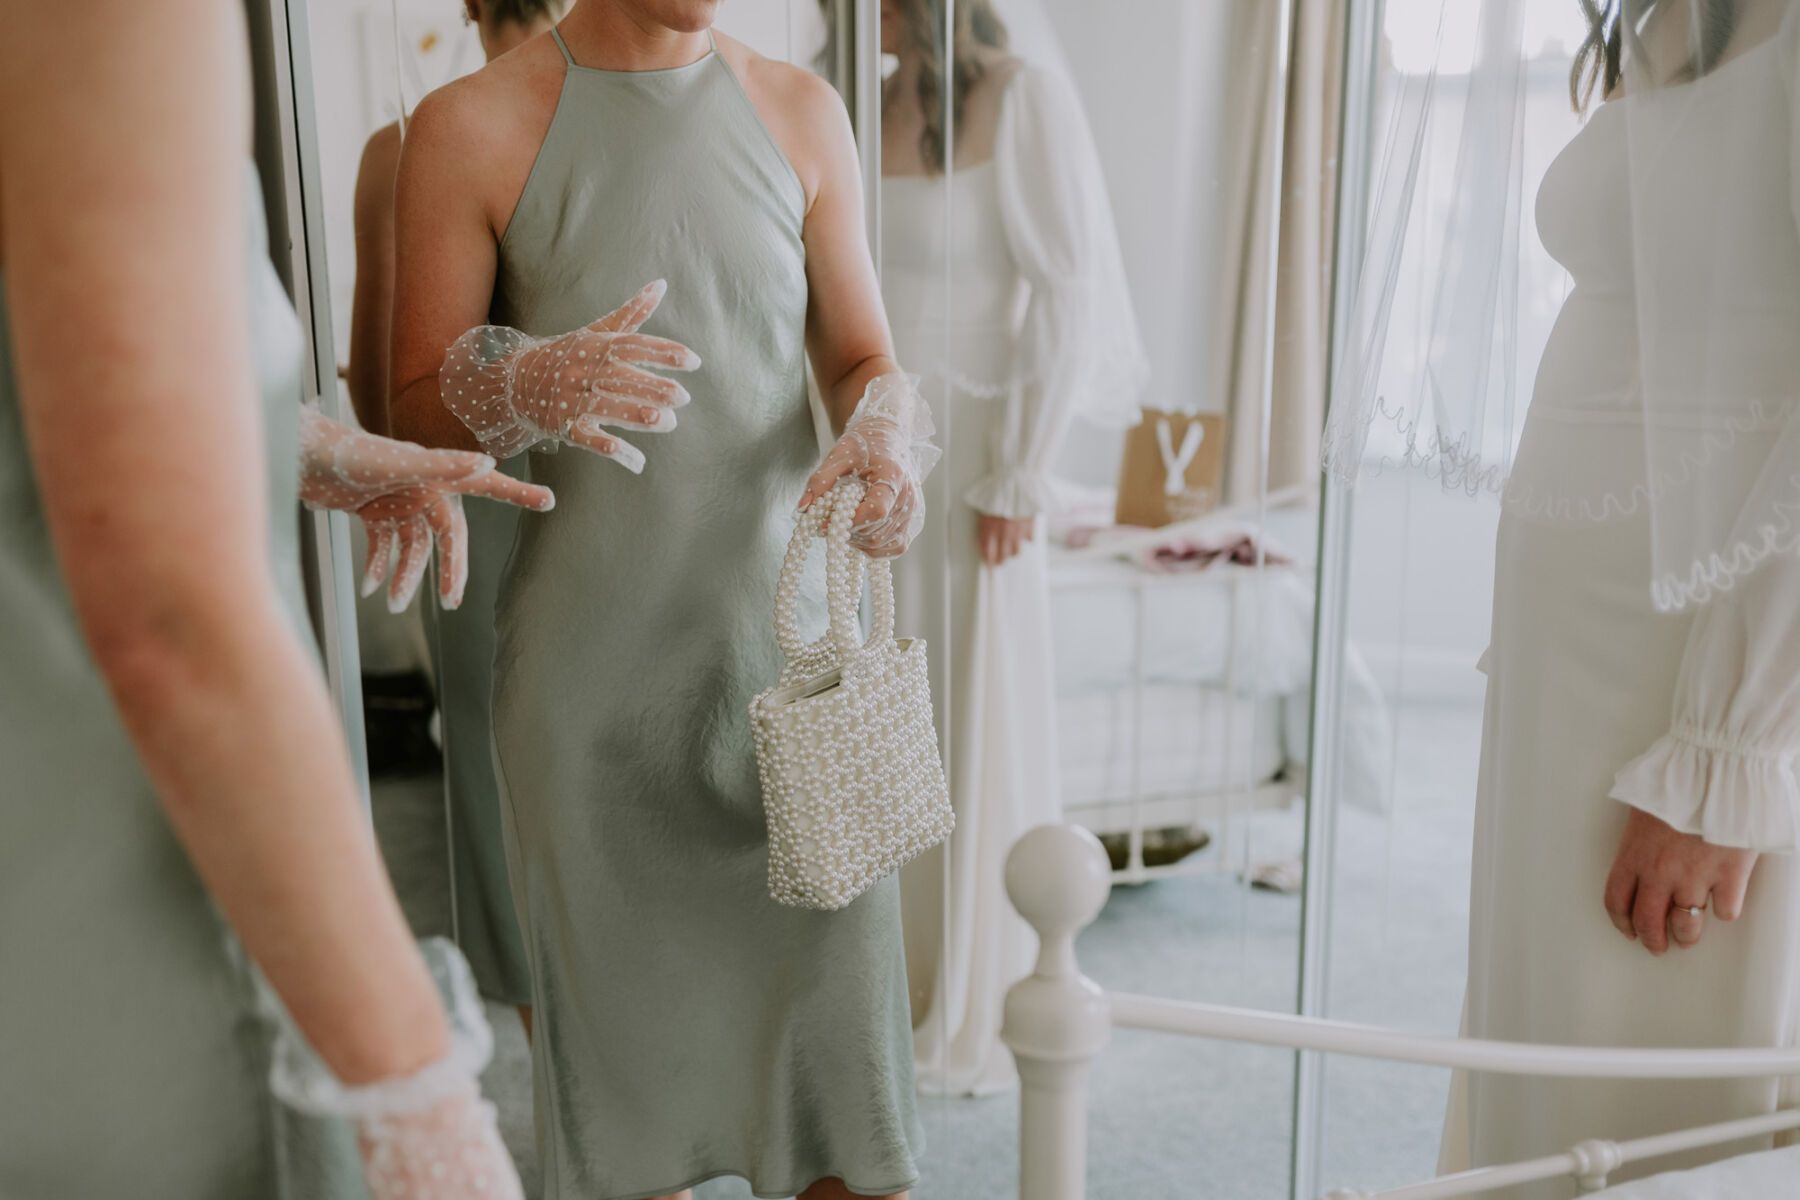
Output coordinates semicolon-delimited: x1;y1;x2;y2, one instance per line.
823;353;903;435
391;374;485;452
96;580;449;1084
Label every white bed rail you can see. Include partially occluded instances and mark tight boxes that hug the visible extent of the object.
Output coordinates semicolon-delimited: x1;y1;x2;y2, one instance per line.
1000;823;1800;1200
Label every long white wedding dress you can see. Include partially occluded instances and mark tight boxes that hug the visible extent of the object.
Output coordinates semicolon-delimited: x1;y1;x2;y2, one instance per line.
883;61;1147;1096
1442;18;1800;1194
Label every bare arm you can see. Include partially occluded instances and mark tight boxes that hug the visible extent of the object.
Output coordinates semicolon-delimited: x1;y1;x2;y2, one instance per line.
388;89;500;452
0;0;445;1085
758;63;901;433
346;123;402;436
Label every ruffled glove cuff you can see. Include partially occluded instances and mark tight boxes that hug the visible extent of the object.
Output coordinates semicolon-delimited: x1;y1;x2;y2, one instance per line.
1610;725;1800;853
438;280;699;470
856;372;942;483
268;938;494;1119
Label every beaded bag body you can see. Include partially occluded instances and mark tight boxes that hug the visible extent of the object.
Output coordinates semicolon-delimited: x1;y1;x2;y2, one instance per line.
749;479;953;910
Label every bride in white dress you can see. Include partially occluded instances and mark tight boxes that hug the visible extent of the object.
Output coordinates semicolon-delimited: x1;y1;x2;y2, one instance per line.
869;0;1147;1095
1423;1;1800;1190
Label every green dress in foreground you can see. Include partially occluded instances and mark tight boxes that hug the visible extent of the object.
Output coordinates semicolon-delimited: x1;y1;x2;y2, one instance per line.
0;171;365;1199
484;29;920;1199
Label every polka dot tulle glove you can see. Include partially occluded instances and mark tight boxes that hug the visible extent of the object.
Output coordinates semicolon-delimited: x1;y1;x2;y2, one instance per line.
439;279;701;470
270;941;523;1200
799;373;940;558
297;406;555;613
354;1080;522;1200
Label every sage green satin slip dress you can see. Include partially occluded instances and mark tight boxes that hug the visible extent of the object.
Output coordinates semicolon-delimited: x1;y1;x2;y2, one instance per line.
0;170;366;1198
485;28;921;1200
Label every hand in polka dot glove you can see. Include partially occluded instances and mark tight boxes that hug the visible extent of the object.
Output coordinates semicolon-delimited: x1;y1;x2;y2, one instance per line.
297;406;555;613
356;1079;522;1200
270;940;522;1200
438;279;701;470
799;373;940;559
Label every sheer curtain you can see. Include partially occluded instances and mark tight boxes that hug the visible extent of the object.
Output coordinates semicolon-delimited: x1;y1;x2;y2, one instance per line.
1214;0;1348;505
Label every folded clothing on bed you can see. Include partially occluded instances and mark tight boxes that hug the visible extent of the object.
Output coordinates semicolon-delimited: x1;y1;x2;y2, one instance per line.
1062;518;1296;573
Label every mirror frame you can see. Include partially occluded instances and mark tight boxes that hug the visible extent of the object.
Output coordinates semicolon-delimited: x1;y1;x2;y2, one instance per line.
1293;0;1391;1194
246;0;373;804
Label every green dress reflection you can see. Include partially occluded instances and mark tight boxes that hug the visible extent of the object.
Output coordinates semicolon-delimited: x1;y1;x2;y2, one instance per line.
485;29;921;1199
423;458;534;1006
0;171;365;1199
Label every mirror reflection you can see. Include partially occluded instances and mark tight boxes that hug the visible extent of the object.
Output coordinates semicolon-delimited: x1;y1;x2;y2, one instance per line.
307;0;1336;1196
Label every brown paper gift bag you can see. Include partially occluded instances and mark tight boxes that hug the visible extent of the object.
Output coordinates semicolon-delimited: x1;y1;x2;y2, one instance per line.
1114;409;1228;528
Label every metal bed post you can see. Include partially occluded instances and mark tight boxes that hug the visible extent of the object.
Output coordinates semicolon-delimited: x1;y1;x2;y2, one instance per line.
1004;823;1800;1200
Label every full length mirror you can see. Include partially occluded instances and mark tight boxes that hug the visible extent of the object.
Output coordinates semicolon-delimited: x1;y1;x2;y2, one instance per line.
298;0;1343;1196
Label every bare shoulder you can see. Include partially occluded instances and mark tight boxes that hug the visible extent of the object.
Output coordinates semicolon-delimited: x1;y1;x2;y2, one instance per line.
407;36;566;164
353;120;402;214
398;34;566;230
358;120;403;179
713;33;853;210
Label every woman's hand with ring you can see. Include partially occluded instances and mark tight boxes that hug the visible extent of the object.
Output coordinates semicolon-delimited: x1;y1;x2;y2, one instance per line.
1602;807;1759;954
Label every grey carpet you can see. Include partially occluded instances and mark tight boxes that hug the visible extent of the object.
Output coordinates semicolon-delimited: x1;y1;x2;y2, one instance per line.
368;698;1478;1200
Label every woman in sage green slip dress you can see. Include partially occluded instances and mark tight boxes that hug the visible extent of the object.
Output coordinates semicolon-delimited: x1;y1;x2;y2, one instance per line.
0;5;531;1197
388;3;925;1196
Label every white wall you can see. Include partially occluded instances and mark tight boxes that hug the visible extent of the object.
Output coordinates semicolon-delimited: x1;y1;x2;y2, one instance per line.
1039;0;1240;488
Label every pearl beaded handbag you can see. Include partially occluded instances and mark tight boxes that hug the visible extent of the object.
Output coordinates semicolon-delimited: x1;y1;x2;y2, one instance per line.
750;479;953;911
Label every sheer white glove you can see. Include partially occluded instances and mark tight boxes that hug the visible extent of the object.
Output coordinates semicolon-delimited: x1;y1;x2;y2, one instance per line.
799;373;940;558
439;279;700;470
270;940;523;1200
298;406;555;612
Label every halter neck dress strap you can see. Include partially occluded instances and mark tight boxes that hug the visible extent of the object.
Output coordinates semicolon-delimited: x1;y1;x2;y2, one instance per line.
549;25;575;66
546;24;715;70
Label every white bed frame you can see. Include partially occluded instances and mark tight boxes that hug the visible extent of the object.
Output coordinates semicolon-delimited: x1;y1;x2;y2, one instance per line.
1050;553;1307;885
1000;823;1800;1200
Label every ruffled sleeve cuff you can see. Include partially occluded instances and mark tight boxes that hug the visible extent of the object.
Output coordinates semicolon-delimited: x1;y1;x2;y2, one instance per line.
1609;726;1800;852
964;469;1066;520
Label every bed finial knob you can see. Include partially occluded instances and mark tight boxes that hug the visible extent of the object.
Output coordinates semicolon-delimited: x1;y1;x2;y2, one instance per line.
1570;1138;1624;1192
1004;822;1112;970
1002;823;1113;1200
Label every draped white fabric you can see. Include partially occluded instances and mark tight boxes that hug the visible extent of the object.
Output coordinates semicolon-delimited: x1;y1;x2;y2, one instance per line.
1387;1;1800;1186
958;66;1147;516
884;154;1066;1094
884;0;1147;1095
1587;1144;1800;1199
945;65;1150;519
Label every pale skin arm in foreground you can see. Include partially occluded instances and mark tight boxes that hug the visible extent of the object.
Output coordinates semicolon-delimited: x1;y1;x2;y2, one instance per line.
0;0;446;1085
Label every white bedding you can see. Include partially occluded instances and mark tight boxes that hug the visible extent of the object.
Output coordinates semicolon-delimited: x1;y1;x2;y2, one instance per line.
1049;558;1318;696
1587;1143;1800;1198
1057;684;1287;811
1049;546;1394;816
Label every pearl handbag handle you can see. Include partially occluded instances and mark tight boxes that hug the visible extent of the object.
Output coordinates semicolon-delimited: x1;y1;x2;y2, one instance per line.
773;478;898;671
